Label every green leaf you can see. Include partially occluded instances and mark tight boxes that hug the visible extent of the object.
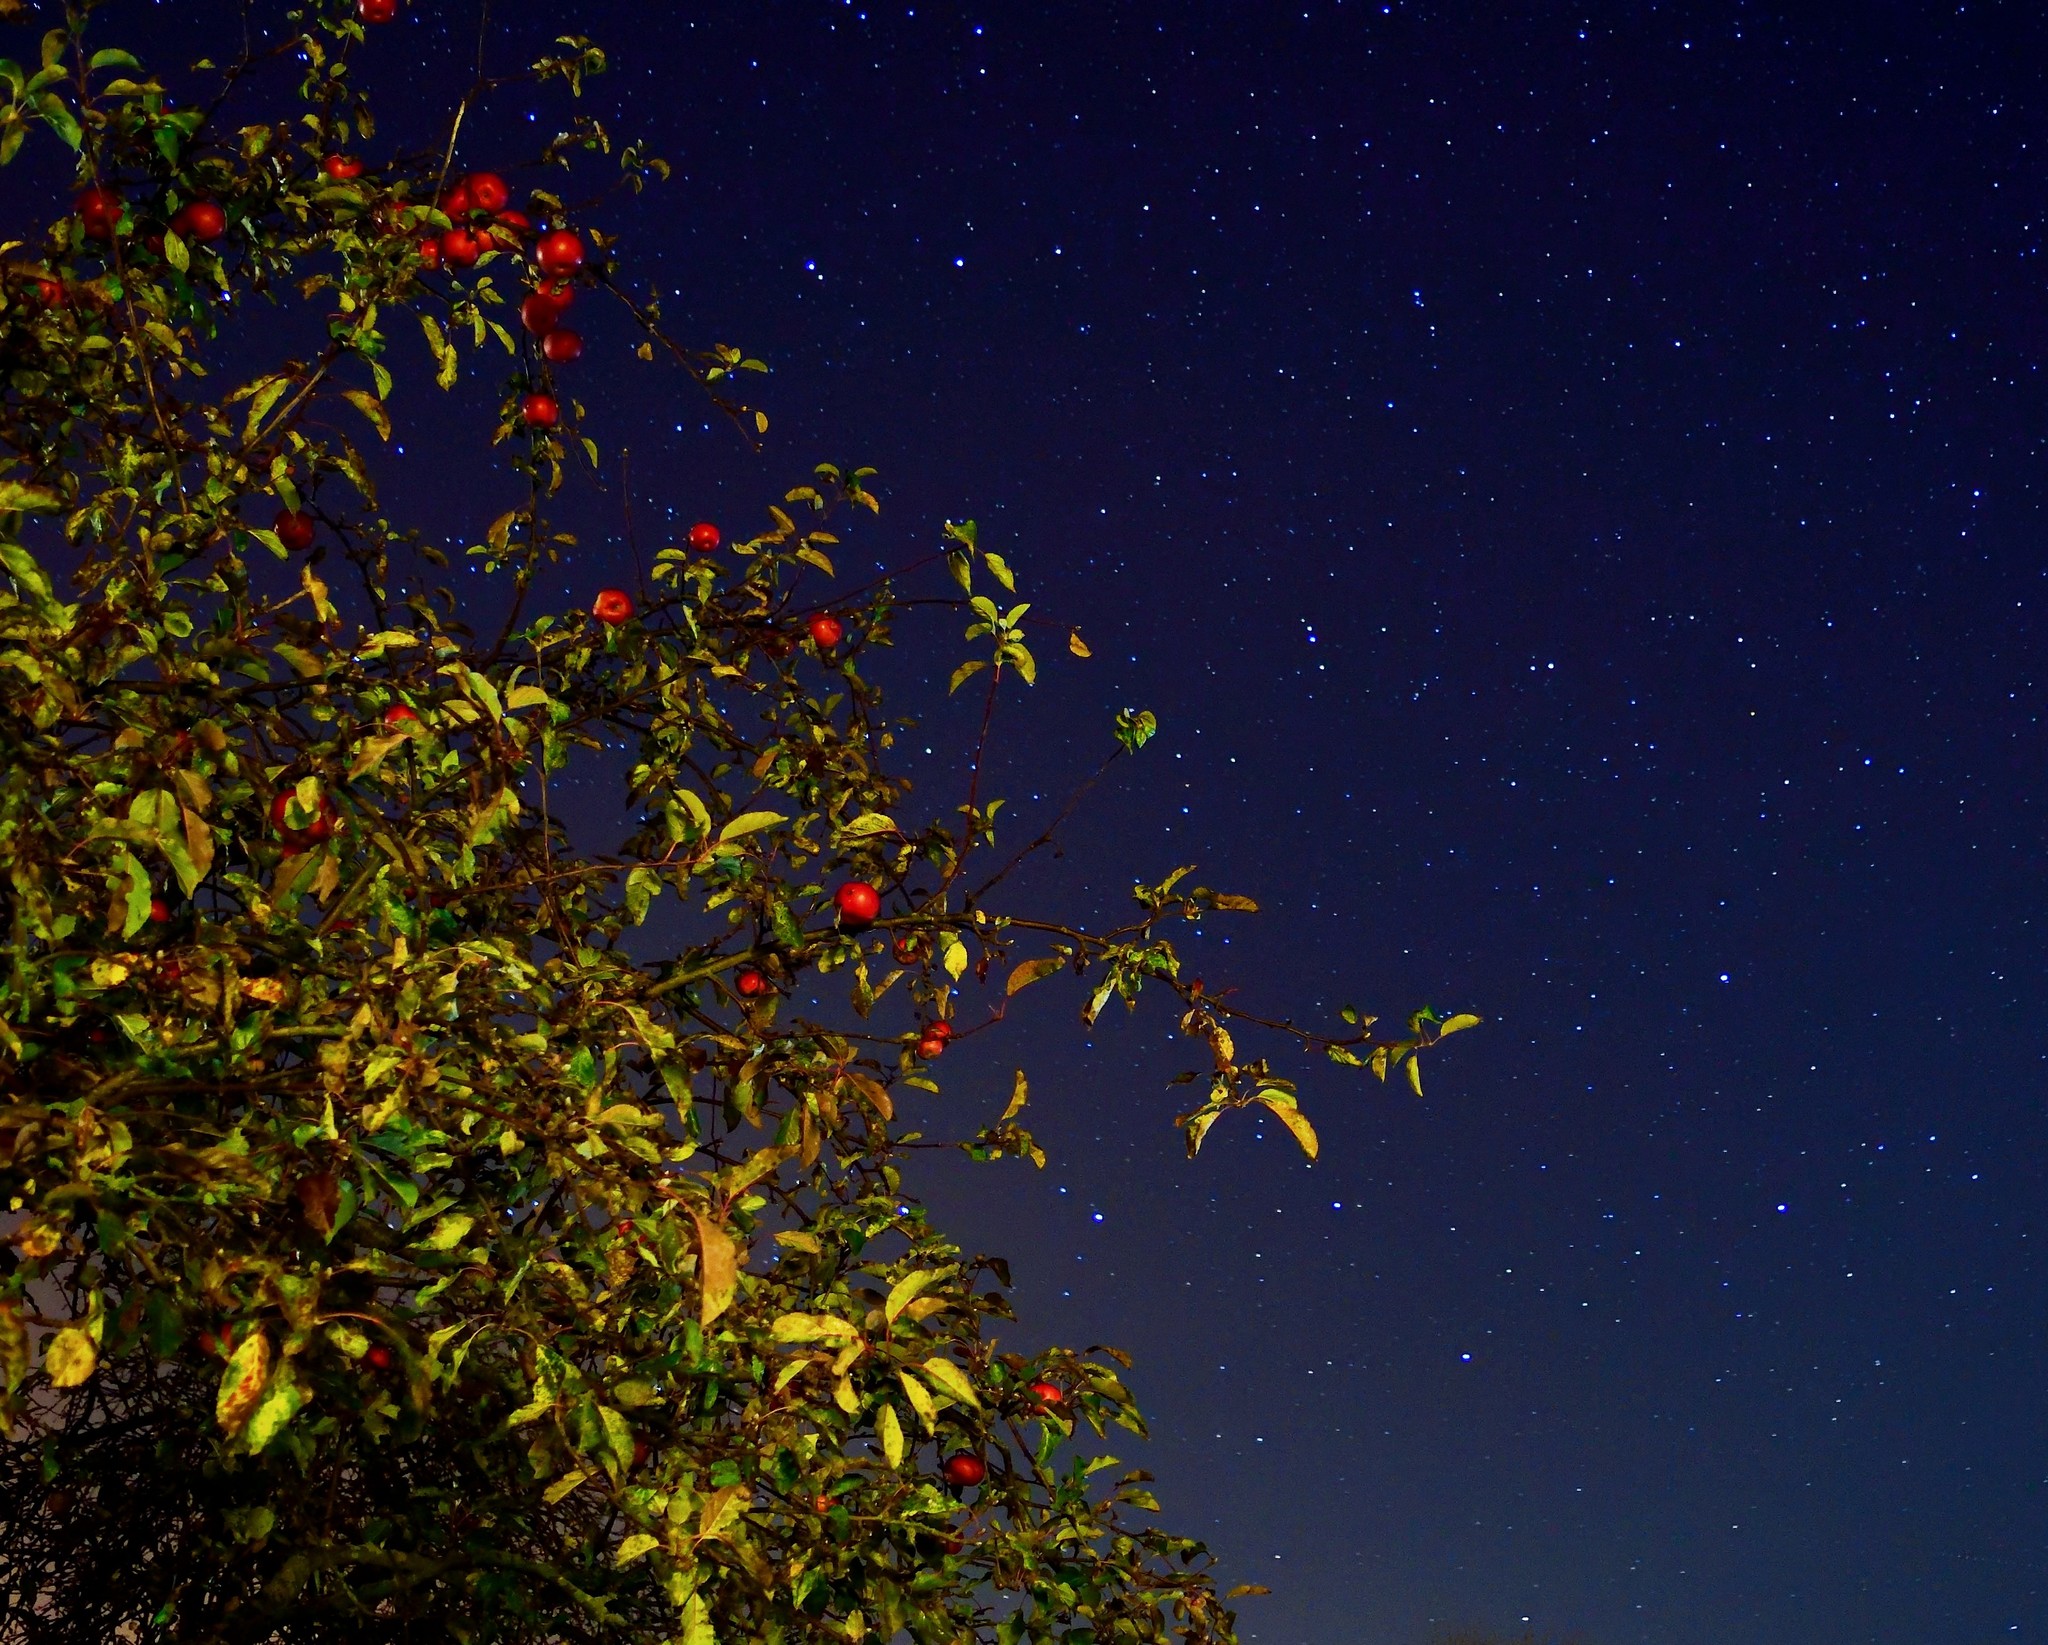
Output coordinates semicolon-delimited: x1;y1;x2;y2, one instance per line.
718;810;785;843
416;1212;475;1251
0;482;62;514
243;1358;309;1453
163;227;189;273
884;1270;937;1323
88;48;142;70
34;93;81;149
418;312;458;390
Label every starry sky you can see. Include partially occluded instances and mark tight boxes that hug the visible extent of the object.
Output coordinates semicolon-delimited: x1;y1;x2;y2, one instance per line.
97;1;2048;1640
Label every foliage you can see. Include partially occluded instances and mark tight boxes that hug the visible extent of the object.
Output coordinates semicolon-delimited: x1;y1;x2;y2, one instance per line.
0;4;1471;1641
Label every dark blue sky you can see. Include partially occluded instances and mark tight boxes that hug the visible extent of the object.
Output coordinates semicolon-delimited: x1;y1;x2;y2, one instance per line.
119;1;2048;1639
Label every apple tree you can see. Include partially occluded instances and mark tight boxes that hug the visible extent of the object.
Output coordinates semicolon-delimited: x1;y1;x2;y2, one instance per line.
0;4;1476;1641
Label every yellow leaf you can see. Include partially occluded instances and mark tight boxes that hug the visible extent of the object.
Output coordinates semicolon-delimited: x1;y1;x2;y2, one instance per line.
877;1402;905;1470
1405;1055;1424;1097
1255;1092;1319;1161
1437;1012;1482;1037
616;1532;660;1566
771;1313;860;1344
884;1270;937;1323
348;731;408;779
718;810;785;843
43;1326;97;1388
898;1368;938;1431
1068;630;1092;658
1002;1068;1030;1121
1005;955;1063;996
918;1356;979;1408
692;1210;738;1325
543;1467;591;1504
939;932;968;981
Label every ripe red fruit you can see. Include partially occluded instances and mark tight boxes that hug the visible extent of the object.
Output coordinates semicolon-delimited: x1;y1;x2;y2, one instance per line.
273;509;316;552
807;613;844;649
916;1022;953;1060
172;200;226;243
1027;1379;1065;1408
735;965;771;998
365;1344;395;1370
494;208;533;238
28;275;63;308
520;286;571;336
270;789;336;850
892;935;923;965
536;228;585;274
540;327;583;363
382;703;420;729
592;588;635;626
358;0;399;20
415;235;442;269
439;228;481;268
324;155;364;181
465;171;510;214
688;521;721;553
149;896;171;924
812;1493;836;1514
75;187;121;238
941;1454;986;1489
440;181;472;219
834;880;880;929
520;392;560;429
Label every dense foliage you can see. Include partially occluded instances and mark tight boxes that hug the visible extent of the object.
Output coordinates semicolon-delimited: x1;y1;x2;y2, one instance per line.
0;5;1474;1642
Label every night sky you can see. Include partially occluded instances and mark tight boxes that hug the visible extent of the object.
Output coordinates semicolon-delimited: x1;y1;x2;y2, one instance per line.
94;1;2048;1639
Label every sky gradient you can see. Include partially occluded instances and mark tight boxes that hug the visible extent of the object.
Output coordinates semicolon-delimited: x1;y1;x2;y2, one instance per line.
99;2;2048;1639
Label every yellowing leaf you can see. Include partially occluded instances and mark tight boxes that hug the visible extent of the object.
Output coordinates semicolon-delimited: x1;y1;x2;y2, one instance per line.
616;1532;660;1567
918;1356;979;1408
543;1467;591;1504
215;1331;272;1434
1002;1068;1030;1121
692;1210;738;1325
884;1270;937;1323
877;1401;905;1469
771;1313;860;1344
939;932;968;982
1255;1092;1320;1160
898;1368;938;1431
697;1484;747;1542
1405;1055;1424;1097
1068;629;1092;658
1437;1013;1482;1037
1006;955;1063;996
416;1212;475;1251
43;1326;97;1388
243;1358;310;1452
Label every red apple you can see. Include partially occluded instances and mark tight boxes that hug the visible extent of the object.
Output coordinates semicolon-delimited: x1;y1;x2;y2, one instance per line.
807;613;844;649
324;154;364;181
592;588;635;626
465;171;510;214
536;228;585;274
273;509;316;553
358;0;398;20
520;392;560;429
916;1022;952;1060
172;200;226;243
520;286;571;336
834;880;880;929
892;935;924;965
365;1344;394;1370
439;228;481;268
415;235;442;269
440;181;472;219
941;1453;986;1489
735;965;771;998
688;520;721;553
494;208;533;240
382;703;420;729
540;327;583;363
1027;1379;1065;1408
149;896;172;924
28;275;64;308
270;788;336;850
75;187;121;239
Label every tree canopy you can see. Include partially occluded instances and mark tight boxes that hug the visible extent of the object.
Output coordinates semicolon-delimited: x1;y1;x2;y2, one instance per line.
0;5;1474;1641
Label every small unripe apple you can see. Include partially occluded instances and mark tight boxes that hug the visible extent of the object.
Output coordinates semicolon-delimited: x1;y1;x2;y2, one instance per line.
439;228;481;268
357;0;398;21
172;200;226;243
520;392;560;429
834;880;880;929
735;965;771;998
365;1344;395;1370
688;520;721;553
382;703;420;729
75;187;121;238
592;588;635;626
541;327;583;363
807;613;844;649
536;228;585;274
520;288;570;335
941;1453;986;1489
465;171;510;214
273;509;316;552
324;154;364;180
